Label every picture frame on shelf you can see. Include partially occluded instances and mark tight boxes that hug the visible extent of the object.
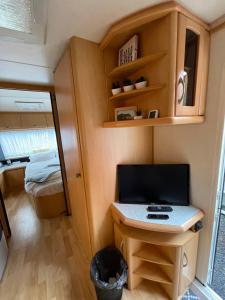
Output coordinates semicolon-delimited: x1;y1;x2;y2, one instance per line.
115;106;137;121
148;109;159;119
118;35;138;66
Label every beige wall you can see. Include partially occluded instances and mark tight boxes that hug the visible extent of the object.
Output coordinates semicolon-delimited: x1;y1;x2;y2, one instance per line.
153;29;225;283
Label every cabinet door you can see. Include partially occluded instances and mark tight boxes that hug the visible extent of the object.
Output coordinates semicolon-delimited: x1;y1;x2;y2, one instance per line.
54;48;92;261
45;113;54;127
179;233;199;295
0;113;22;129
21;113;47;129
176;14;209;116
4;168;25;195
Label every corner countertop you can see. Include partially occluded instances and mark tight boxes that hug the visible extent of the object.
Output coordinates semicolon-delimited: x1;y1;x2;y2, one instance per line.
112;203;204;233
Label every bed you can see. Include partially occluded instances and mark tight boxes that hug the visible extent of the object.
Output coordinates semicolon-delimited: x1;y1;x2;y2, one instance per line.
25;151;66;218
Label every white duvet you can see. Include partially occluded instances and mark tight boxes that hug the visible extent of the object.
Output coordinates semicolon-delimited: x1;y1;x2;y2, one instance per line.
25;157;63;197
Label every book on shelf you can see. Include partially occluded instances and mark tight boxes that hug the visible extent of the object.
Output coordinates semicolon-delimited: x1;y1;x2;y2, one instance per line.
118;35;138;66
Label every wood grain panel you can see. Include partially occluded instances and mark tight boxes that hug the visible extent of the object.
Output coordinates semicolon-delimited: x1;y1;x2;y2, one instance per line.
0;112;54;130
70;37;153;252
45;113;54;127
0;113;22;129
21;113;47;128
100;1;209;49
54;47;92;261
4;167;25;196
0;82;54;92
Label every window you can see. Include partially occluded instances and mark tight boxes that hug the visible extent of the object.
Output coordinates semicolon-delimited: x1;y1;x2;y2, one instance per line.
0;0;33;33
0;0;47;44
0;128;57;159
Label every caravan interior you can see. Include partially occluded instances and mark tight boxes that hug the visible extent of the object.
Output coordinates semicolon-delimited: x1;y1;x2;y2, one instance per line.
0;89;67;219
1;1;225;300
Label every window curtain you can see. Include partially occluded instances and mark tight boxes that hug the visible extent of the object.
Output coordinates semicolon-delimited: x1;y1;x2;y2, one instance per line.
0;129;57;159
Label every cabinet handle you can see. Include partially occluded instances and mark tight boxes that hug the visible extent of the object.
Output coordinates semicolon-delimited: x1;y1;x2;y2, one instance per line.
76;173;81;178
183;252;188;267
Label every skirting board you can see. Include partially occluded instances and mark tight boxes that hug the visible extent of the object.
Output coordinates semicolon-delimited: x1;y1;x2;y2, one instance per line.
191;279;223;300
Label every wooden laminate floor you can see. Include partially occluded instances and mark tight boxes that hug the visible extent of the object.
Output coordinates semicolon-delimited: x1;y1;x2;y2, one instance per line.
0;191;94;300
0;191;172;300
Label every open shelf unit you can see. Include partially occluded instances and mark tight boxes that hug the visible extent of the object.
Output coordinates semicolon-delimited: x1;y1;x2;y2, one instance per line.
104;116;204;128
101;2;209;128
109;52;166;78
133;244;174;266
134;262;173;285
109;85;164;101
114;222;200;300
102;12;173;127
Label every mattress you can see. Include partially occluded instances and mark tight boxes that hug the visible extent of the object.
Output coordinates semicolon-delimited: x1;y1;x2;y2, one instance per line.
25;157;63;197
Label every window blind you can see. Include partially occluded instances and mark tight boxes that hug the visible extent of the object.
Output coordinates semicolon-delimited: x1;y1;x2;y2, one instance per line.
0;0;33;33
0;129;57;159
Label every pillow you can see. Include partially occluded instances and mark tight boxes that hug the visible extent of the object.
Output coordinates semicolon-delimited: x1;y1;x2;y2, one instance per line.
29;150;57;163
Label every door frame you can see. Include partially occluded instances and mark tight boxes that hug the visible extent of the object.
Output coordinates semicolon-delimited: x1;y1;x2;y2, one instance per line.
206;64;225;286
0;81;71;215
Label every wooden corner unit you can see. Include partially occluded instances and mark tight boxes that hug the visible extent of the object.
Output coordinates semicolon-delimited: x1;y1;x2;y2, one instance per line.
114;220;200;300
101;1;210;128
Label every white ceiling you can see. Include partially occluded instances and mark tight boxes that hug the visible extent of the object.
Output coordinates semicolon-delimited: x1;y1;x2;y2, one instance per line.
0;0;225;85
0;89;52;112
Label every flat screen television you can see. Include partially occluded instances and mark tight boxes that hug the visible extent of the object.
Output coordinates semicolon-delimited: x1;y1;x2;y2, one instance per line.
117;164;190;206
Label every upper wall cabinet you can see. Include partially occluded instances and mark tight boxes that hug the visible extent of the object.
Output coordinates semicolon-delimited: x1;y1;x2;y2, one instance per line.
100;1;210;128
0;113;22;130
176;15;210;116
0;113;53;130
21;113;47;129
45;113;54;127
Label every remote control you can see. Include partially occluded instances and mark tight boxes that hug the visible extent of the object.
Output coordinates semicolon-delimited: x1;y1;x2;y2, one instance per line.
147;214;169;220
147;206;173;212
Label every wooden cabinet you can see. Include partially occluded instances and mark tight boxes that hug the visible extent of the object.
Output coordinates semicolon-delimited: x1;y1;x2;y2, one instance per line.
3;167;25;196
178;233;199;295
0;112;54;130
54;47;92;261
176;15;210;116
0;113;22;130
54;37;152;257
100;2;210;128
21;113;47;129
114;223;199;300
45;113;54;127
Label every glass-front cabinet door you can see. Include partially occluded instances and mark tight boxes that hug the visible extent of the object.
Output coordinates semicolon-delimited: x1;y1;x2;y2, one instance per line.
176;14;210;116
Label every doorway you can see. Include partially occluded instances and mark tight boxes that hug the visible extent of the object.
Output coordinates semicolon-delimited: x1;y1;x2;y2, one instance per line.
208;149;225;299
208;84;225;299
0;84;70;229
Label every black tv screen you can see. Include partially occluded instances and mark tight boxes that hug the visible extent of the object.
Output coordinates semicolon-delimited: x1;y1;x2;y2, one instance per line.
117;164;190;206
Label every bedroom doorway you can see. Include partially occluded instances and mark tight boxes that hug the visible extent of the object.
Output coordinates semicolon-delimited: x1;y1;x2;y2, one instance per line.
0;85;70;228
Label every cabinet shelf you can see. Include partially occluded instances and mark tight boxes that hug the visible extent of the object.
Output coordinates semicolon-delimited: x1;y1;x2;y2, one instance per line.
109;52;166;78
135;280;171;300
109;85;163;101
104;116;204;128
133;245;174;266
134;263;173;285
